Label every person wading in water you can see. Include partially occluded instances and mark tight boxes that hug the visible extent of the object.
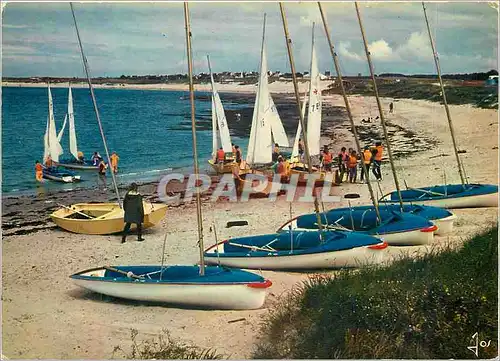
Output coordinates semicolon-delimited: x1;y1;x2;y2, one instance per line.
121;183;145;243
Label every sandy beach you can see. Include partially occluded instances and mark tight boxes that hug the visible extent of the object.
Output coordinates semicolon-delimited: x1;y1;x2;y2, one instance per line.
2;83;498;358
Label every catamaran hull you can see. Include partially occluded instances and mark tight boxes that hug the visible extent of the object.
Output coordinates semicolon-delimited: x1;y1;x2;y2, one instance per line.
71;267;270;310
205;244;385;269
43;173;81;183
385;193;498;209
433;214;456;235
281;219;435;246
54;161;99;171
51;202;167;235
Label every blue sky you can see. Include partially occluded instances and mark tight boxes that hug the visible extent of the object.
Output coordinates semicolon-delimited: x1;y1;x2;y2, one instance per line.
2;2;498;77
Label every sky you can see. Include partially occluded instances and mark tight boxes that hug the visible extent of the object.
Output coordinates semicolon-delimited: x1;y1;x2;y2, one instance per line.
2;1;498;77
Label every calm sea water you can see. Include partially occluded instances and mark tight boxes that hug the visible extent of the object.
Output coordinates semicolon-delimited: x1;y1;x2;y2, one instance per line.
1;86;250;195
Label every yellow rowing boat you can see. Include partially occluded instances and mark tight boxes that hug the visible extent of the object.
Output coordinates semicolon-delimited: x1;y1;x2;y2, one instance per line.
51;202;167;235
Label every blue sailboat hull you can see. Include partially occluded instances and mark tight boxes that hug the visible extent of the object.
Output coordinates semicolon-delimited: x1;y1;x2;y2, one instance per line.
278;209;437;246
71;265;271;310
43;167;81;183
204;230;388;269
381;183;498;208
55;158;100;171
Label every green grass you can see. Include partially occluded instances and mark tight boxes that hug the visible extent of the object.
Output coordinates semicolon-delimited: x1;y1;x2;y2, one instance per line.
328;80;498;109
253;227;498;359
113;329;226;359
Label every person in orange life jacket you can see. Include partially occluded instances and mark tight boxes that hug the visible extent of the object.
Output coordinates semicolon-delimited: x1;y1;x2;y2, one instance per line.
216;147;225;163
272;143;280;162
319;145;332;172
121;183;145;243
35;160;44;182
234;145;242;164
347;150;358;183
110;151;119;173
337;147;348;182
360;145;372;182
371;141;383;181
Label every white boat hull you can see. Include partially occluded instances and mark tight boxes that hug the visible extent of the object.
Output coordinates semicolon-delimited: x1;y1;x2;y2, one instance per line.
205;244;386;269
432;214;456;235
283;219;435;246
383;192;498;209
72;270;268;310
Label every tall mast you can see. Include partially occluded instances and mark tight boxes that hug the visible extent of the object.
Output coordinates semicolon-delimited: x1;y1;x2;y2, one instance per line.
317;2;381;222
422;1;466;186
354;2;404;211
184;2;205;276
279;3;324;236
69;3;121;207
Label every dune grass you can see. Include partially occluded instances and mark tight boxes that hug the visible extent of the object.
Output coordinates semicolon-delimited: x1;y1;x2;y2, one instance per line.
253;227;498;359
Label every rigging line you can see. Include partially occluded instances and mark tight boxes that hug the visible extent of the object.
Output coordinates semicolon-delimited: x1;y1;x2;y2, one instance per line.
184;2;205;276
279;2;325;239
69;3;122;207
317;1;381;223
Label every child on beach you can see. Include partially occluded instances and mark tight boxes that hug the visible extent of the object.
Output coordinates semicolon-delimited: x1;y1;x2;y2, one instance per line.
348;150;358;183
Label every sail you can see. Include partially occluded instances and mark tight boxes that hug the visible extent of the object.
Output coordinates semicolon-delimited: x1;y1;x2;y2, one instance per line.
291;92;308;159
209;72;232;153
306;42;322;156
47;86;63;162
267;94;288;147
67;86;78;159
246;47;273;164
57;114;67;142
43;116;49;162
211;95;217;156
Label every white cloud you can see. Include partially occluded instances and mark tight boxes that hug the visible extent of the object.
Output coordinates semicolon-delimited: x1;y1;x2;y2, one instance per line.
368;40;394;60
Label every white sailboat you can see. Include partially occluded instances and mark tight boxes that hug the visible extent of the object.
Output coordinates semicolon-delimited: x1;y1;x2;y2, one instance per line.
246;14;289;166
55;85;100;171
206;55;237;174
42;84;80;183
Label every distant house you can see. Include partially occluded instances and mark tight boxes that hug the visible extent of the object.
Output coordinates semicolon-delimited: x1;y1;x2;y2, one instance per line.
485;75;498;87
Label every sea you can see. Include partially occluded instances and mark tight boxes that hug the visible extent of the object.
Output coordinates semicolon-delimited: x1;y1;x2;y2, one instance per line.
1;86;255;196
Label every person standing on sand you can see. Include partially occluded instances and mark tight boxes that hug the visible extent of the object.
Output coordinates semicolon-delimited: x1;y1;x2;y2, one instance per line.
232;163;243;194
97;158;108;190
35;161;43;182
360;146;372;183
122;183;145;243
389;102;394;114
348;150;358;183
371;141;383;181
235;145;242;164
110;151;120;173
337;147;348;182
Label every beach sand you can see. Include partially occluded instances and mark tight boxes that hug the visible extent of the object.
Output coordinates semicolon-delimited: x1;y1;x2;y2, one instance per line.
2;85;498;359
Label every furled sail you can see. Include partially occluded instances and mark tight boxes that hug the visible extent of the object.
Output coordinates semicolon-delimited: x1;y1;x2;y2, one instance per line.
306;34;322;156
67;86;79;159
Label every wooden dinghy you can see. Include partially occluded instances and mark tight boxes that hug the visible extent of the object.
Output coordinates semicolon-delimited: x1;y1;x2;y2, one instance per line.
204;230;387;270
43;167;81;183
380;184;498;209
51;202;167;235
71;265;271;310
337;204;456;235
279;209;437;246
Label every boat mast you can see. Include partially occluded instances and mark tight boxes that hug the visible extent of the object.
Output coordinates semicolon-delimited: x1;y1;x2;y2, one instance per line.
422;2;466;186
317;2;381;222
184;2;205;276
69;3;122;206
354;2;404;212
279;3;324;236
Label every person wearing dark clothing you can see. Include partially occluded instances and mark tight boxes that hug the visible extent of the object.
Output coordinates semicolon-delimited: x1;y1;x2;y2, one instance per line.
234;145;242;164
389;102;394;114
337;147;348;182
121;183;145;243
371;141;383;181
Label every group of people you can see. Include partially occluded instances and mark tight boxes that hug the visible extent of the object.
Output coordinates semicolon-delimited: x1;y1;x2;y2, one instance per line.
35;150;120;182
215;143;242;164
336;142;383;183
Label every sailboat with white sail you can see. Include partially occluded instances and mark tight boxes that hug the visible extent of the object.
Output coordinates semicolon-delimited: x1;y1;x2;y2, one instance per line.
206;55;238;174
72;3;272;309
379;2;498;209
246;14;289;167
288;23;326;183
42;84;81;183
54;85;100;171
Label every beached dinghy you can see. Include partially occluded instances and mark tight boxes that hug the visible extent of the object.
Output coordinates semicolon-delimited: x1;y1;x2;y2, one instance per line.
71;265;271;310
339;204;455;235
278;208;437;246
51;202;167;235
380;184;498;209
43;167;81;183
204;230;387;270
